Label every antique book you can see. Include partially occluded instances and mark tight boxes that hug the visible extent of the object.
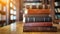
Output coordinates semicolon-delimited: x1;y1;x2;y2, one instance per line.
24;22;52;27
23;26;57;32
25;16;52;23
28;9;50;15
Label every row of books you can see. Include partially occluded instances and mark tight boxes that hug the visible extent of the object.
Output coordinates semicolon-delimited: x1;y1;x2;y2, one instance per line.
23;26;57;32
24;1;42;3
25;16;52;23
55;0;60;21
24;0;50;9
55;8;60;13
55;15;60;19
24;5;50;9
24;0;49;4
55;1;60;7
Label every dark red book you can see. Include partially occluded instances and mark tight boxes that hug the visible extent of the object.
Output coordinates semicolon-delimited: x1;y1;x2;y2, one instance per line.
24;22;52;27
23;26;57;32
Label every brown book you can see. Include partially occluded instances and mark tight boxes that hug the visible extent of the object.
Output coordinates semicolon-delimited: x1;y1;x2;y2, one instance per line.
24;22;52;27
25;5;30;9
28;9;50;15
32;5;37;9
23;26;57;32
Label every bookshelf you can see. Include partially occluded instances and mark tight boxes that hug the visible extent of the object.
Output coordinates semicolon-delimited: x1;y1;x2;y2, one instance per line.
0;2;6;26
54;0;60;24
9;0;16;23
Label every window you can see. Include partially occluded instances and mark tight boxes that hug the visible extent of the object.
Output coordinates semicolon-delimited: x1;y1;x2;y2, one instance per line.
14;10;16;15
10;2;13;7
1;15;6;20
14;16;16;20
0;4;2;10
10;0;16;21
14;6;16;10
10;15;14;20
0;14;2;21
10;9;14;14
3;6;7;11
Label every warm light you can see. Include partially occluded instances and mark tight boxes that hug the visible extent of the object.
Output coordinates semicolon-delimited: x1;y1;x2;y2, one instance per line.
10;2;13;7
1;0;7;3
0;0;9;5
0;4;2;10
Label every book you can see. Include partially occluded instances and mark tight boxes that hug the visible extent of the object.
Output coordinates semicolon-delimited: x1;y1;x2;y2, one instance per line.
55;8;58;13
23;26;57;32
57;15;60;19
24;0;42;3
24;22;52;27
32;5;37;9
55;1;60;6
57;8;60;13
25;16;52;23
55;15;60;19
25;17;34;22
28;9;50;15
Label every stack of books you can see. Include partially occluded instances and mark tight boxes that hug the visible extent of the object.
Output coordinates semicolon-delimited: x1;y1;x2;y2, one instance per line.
23;0;57;32
23;9;57;32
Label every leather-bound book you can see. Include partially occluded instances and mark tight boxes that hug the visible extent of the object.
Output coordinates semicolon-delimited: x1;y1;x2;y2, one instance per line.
25;16;52;23
25;5;30;9
35;17;44;22
23;26;57;32
45;17;52;22
25;17;34;23
32;5;37;9
28;9;50;15
24;22;52;27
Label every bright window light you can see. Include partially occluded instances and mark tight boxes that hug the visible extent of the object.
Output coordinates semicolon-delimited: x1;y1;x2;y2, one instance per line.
10;2;13;7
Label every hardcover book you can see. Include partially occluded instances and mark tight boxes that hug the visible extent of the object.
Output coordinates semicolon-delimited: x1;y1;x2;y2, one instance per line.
25;16;52;23
24;22;52;27
28;9;50;15
23;26;57;32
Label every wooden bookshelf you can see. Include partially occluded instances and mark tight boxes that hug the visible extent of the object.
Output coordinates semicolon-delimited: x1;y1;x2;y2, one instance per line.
0;3;6;26
54;0;60;23
9;0;16;23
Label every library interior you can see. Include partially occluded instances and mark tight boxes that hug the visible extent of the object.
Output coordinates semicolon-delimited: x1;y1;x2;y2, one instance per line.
0;0;60;34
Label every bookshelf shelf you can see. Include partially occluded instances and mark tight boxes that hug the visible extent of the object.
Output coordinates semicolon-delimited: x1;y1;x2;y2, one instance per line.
55;0;60;2
55;6;60;8
54;20;60;22
55;13;60;14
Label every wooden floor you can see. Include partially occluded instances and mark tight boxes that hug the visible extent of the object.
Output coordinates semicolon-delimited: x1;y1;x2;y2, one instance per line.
0;22;60;34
